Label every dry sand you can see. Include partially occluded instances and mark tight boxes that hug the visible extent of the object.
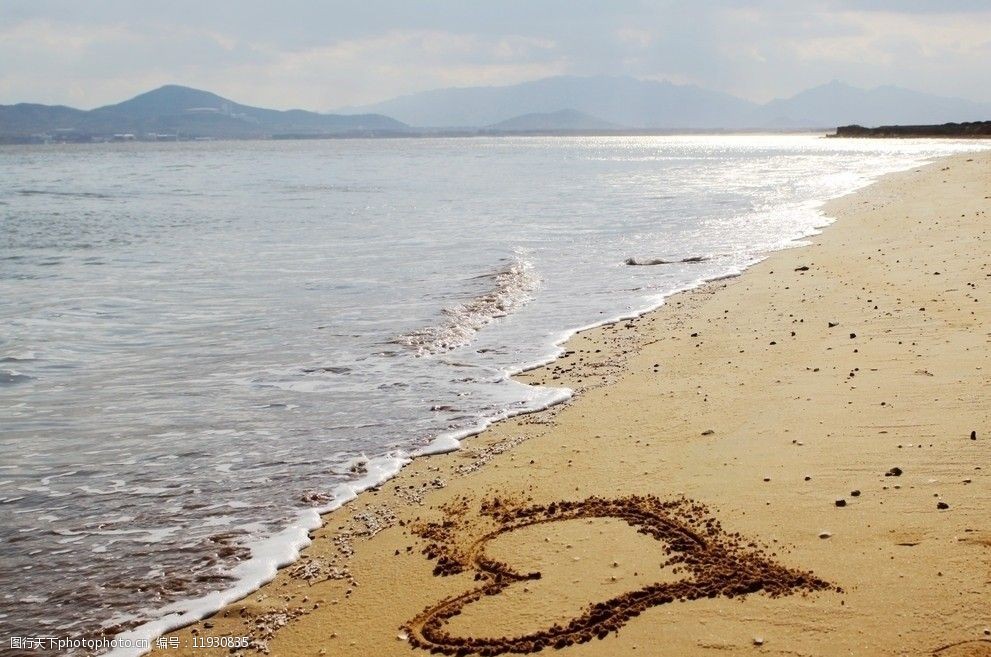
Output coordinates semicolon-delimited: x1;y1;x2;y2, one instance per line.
153;151;991;657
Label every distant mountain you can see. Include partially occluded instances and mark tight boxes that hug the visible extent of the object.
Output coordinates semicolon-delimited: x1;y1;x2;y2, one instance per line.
339;75;990;130
0;85;407;141
0;104;88;135
757;80;991;128
338;75;758;129
487;109;618;131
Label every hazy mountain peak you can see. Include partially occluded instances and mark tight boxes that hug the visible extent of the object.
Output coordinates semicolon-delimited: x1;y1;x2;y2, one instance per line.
94;85;261;119
761;81;990;127
340;74;758;128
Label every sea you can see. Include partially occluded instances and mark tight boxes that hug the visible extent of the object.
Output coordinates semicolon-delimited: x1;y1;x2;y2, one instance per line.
0;135;986;655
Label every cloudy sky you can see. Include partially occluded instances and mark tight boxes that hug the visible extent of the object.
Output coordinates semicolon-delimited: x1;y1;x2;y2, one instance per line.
2;0;990;110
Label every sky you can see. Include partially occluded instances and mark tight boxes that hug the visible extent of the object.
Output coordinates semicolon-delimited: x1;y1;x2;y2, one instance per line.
1;0;990;110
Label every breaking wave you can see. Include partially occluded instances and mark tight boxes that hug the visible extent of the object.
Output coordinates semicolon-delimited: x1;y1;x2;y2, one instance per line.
396;257;538;355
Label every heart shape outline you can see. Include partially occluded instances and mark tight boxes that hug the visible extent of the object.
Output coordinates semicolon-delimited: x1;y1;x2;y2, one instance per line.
404;495;836;655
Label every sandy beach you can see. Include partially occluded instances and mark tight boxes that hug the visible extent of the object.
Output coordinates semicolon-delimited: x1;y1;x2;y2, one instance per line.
153;150;990;657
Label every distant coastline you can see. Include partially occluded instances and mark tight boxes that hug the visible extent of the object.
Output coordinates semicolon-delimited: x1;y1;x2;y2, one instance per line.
1;127;831;146
831;121;991;138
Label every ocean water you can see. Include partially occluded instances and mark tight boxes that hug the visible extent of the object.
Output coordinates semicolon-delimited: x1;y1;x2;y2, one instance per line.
0;135;985;654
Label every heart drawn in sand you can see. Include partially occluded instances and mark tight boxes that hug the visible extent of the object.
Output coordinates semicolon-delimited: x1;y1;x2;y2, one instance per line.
404;495;837;656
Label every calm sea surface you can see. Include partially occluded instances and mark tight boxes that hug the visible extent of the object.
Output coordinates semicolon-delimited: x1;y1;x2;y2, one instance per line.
0;135;985;654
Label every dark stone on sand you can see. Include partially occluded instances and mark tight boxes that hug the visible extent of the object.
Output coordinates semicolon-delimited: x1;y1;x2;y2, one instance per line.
701;429;715;436
850;490;861;497
885;467;903;477
795;266;809;271
835;499;847;507
971;430;977;440
828;321;839;328
937;501;949;510
849;333;857;339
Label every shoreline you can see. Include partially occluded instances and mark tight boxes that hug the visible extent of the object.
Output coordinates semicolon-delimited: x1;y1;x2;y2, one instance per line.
104;142;856;654
147;151;990;657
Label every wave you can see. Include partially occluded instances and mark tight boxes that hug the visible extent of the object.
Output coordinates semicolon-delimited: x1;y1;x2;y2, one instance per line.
395;256;538;355
16;189;113;199
0;369;33;386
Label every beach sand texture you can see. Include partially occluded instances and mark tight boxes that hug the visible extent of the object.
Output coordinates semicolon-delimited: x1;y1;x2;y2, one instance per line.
154;152;990;657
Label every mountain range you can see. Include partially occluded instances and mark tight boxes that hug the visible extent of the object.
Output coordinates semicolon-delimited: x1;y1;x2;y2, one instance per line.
340;76;991;130
2;77;989;142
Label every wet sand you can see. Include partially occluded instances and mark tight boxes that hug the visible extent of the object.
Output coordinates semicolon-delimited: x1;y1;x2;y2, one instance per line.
154;152;991;657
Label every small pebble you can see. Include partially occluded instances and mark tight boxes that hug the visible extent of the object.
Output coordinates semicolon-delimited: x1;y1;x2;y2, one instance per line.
850;490;861;497
818;531;832;539
753;636;764;646
937;501;950;510
835;499;847;507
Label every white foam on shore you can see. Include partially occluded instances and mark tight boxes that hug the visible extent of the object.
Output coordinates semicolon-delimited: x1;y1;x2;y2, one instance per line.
104;453;408;657
103;149;951;657
396;255;538;355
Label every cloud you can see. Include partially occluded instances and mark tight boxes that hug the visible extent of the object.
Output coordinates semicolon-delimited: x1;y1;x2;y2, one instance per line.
229;31;567;110
0;1;989;108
